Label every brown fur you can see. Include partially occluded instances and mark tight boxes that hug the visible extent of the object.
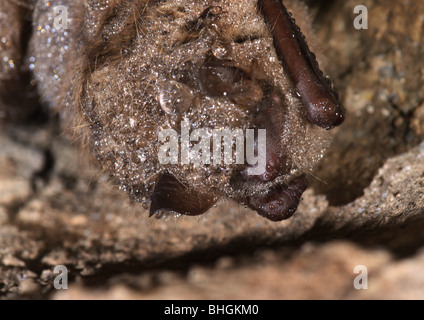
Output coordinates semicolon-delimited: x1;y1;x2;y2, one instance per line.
1;0;341;221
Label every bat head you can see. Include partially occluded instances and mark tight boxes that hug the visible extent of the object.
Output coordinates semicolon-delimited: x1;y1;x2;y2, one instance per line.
77;0;344;221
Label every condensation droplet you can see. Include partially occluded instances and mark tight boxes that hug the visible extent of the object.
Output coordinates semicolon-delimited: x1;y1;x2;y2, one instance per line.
129;118;136;128
159;81;193;115
212;42;229;59
137;150;147;163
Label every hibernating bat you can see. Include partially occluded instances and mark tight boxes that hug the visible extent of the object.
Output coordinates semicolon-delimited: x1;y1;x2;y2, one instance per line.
0;0;344;221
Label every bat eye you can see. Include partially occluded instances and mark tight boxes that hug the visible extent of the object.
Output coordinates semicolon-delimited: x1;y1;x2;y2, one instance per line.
198;56;263;104
199;56;249;97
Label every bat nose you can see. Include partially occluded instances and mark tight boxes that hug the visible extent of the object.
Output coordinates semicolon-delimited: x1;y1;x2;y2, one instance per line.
247;174;308;221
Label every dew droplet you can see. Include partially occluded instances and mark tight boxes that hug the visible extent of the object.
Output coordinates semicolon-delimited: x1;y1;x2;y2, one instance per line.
137;150;147;163
212;42;230;59
129;117;136;128
159;81;193;115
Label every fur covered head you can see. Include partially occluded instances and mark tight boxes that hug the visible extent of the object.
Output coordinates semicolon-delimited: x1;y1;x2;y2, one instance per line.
73;0;344;221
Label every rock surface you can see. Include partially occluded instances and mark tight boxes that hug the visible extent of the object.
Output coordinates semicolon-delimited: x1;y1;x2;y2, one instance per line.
1;0;424;299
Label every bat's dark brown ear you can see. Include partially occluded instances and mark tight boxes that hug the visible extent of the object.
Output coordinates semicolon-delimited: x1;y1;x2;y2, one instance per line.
150;174;218;217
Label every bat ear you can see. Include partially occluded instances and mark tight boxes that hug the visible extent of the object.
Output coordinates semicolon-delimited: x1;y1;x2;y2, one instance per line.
149;174;218;217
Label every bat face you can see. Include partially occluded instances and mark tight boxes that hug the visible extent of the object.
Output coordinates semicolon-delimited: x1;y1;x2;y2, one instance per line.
29;0;344;221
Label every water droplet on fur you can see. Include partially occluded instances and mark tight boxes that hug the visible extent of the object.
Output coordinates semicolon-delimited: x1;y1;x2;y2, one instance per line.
212;42;229;59
159;81;193;115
